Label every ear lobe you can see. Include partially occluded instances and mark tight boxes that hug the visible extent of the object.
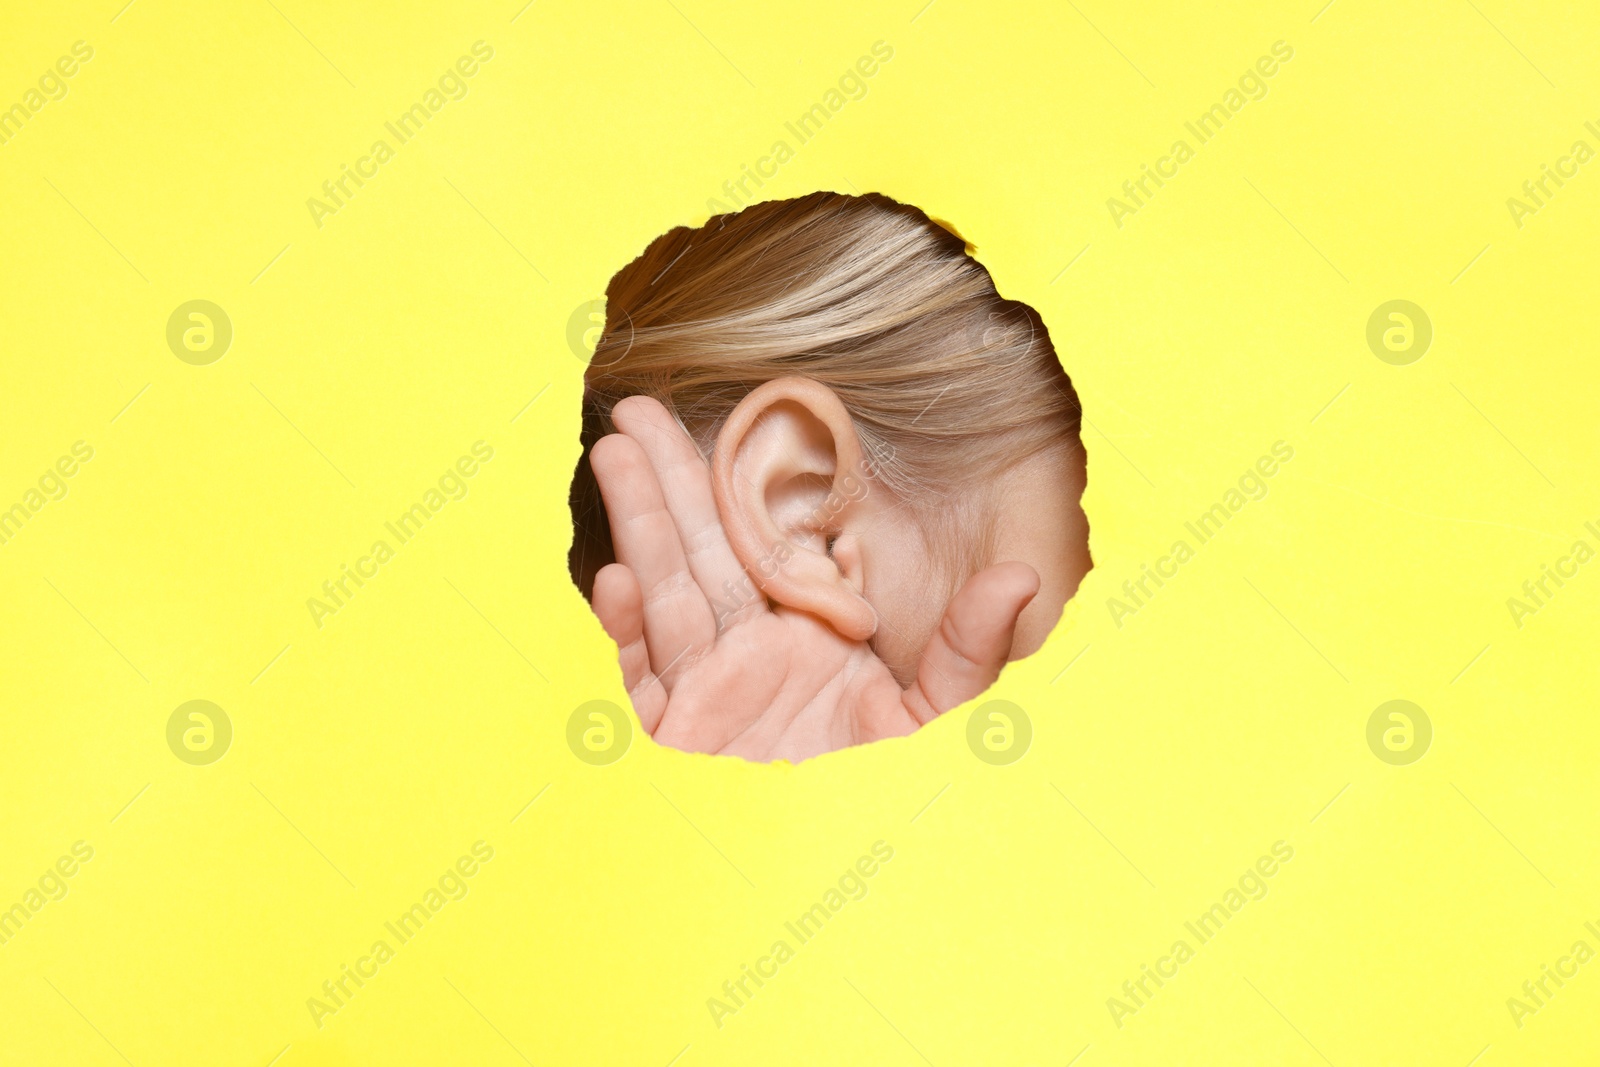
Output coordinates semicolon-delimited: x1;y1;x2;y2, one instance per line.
712;377;879;641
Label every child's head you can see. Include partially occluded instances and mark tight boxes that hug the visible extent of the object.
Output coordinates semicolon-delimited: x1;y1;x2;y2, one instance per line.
570;191;1090;682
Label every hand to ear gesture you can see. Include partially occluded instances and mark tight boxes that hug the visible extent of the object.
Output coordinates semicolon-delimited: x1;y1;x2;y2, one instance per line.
587;395;1039;762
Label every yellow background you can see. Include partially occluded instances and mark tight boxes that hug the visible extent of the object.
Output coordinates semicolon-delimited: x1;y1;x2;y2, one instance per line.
2;0;1597;1063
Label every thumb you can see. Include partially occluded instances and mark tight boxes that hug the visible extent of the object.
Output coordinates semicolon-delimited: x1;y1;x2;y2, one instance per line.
903;561;1040;725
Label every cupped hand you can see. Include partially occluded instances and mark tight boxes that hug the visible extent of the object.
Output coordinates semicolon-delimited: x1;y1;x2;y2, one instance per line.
588;395;1039;762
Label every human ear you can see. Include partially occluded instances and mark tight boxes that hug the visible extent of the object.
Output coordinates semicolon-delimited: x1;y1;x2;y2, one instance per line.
711;376;879;641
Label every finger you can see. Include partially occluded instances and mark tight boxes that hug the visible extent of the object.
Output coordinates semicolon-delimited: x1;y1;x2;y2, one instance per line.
611;396;764;629
592;563;668;733
903;561;1040;725
590;432;716;685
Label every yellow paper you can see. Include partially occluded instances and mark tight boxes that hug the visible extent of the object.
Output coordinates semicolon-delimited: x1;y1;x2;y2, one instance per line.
2;1;1596;1063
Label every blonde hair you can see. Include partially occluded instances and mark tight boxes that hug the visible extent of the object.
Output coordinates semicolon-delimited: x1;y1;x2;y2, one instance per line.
569;191;1081;594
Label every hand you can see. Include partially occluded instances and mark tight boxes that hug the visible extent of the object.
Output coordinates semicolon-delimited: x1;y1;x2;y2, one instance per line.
588;396;1040;762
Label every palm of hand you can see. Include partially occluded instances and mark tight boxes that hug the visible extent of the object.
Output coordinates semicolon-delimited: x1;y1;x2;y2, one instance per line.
647;606;919;762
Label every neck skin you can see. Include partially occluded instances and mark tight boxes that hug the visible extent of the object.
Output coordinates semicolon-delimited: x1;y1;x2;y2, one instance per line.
856;438;1091;686
986;441;1091;660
